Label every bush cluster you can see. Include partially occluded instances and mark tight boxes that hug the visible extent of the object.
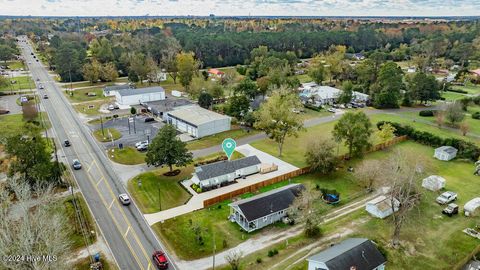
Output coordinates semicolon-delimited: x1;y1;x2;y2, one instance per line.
377;121;480;161
418;110;435;117
472;112;480;120
304;103;322;111
447;88;468;94
267;249;279;257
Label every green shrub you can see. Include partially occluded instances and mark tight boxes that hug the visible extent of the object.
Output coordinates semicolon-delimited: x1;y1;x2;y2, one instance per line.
196;187;202;193
419;110;435;117
267;249;279;257
473;112;480;120
256;258;262;264
304;103;322;111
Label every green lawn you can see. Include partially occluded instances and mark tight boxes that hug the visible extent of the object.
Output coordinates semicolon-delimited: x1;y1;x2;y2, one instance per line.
350;142;480;270
73;100;110;116
0;76;35;93
61;195;97;250
441;91;467;101
93;128;121;142
370;113;480;144
65;87;111;103
62;81;107;89
187;127;259;151
127;166;193;213
7;60;25;70
300;108;332;120
452;84;480;95
0;112;50;140
295;74;312;83
107;146;146;165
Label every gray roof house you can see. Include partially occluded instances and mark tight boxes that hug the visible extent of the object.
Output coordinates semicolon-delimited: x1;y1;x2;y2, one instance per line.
229;183;304;232
307;238;386;270
434;146;458;161
103;84;132;97
191;156;261;189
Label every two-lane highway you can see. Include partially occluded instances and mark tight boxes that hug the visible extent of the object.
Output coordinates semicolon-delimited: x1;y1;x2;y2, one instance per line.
17;37;176;270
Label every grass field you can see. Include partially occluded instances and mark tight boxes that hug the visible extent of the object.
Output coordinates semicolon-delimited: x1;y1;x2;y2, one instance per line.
73;100;110;116
0;112;50;140
93;128;122;142
65;87;111;103
0;76;34;93
6;60;25;70
452;84;480;95
61;81;106;89
107;146;146;165
128;166;193;213
441;91;467;101
187;127;259;151
61;195;97;250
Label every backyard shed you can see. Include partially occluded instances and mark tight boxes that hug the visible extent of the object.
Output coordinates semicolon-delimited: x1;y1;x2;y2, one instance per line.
422;175;446;191
434;146;458;161
464;198;480;216
365;195;399;219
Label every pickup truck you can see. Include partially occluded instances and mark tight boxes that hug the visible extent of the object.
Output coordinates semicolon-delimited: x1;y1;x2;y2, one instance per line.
436;191;457;205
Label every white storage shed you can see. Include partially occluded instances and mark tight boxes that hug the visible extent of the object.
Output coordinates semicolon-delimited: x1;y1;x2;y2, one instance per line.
114;86;165;106
434;146;458;161
422;175;446;191
464;198;480;217
365;195;399;219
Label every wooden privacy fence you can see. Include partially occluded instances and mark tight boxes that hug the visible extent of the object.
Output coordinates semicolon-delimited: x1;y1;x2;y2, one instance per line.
203;135;408;208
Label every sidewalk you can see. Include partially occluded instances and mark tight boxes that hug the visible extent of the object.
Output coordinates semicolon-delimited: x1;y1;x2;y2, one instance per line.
143;144;299;225
174;190;381;270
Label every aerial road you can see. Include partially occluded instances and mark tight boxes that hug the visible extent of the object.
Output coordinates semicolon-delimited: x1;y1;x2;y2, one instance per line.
17;37;175;270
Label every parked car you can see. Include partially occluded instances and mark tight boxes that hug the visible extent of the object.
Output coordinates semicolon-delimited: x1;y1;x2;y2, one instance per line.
436;191;457;204
64;140;71;147
107;104;115;110
442;203;459;217
137;143;148;151
38;84;44;90
72;159;82;170
152;251;168;270
118;193;131;206
43;94;48;99
144;117;155;123
135;140;148;148
327;108;336;113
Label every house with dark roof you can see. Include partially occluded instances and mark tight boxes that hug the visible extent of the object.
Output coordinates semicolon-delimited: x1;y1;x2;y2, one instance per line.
307;238;386;270
228;183;304;232
191;156;261;189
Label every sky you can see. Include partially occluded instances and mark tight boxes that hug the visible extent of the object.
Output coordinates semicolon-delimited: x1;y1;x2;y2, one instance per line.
0;0;479;17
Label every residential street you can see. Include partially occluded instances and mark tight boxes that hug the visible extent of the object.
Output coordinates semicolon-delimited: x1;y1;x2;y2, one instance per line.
18;38;176;270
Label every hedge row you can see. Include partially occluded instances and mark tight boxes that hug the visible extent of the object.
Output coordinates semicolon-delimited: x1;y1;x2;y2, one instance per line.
304;103;322;111
473;112;480;120
377;121;480;161
447;88;468;94
419;110;435;117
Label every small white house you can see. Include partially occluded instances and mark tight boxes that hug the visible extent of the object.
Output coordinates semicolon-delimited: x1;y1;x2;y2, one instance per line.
422;175;446;191
464;198;480;217
191;156;261;189
434;146;458;161
114;86;165;106
365;195;400;219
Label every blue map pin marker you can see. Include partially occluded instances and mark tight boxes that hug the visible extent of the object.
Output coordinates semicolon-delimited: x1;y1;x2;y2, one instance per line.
222;138;237;160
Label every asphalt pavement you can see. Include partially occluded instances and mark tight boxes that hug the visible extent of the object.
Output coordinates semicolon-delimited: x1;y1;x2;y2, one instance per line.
17;37;176;270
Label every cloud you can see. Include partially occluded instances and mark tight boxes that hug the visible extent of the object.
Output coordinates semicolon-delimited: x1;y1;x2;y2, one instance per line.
0;0;478;16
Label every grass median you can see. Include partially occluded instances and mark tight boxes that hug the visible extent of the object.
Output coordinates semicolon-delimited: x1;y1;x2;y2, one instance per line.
93;128;122;142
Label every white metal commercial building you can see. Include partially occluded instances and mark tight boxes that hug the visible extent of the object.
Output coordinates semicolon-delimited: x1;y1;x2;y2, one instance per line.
114;86;166;106
165;105;231;138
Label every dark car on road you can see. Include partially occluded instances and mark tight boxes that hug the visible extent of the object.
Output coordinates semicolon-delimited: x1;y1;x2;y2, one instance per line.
64;140;71;147
152;251;168;269
72;159;82;170
144;117;155;123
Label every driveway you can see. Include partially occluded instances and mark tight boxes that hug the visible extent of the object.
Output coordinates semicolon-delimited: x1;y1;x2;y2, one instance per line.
143;144;299;225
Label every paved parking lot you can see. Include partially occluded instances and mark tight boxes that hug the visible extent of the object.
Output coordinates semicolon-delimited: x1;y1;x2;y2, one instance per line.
91;115;164;147
0;94;23;114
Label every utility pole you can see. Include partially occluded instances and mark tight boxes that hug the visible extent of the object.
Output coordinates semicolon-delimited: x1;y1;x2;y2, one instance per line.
100;116;105;137
212;229;216;270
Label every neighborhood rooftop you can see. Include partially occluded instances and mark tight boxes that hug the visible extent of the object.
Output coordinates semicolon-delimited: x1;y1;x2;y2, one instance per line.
167;105;231;126
116;86;165;97
196;155;261;181
307;238;386;270
104;84;132;91
229;183;304;221
436;146;458;154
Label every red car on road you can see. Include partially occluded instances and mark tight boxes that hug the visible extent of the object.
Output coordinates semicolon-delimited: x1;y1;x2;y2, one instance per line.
152;251;168;269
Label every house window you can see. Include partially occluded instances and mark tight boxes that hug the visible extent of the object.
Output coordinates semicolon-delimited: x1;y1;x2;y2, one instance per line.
263;216;268;222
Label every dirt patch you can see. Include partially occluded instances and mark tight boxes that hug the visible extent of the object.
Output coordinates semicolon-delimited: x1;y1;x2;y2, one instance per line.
163;169;181;177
